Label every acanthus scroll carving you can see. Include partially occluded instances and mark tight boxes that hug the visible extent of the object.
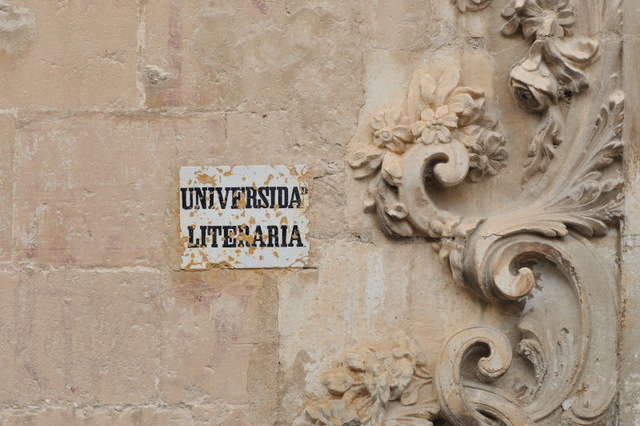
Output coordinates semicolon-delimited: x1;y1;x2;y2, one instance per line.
297;0;623;424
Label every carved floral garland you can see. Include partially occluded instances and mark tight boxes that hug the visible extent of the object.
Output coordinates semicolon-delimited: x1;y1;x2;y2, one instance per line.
349;66;506;239
502;0;599;181
297;0;623;424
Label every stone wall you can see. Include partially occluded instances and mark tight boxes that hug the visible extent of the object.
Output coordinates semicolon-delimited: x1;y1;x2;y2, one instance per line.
0;0;636;424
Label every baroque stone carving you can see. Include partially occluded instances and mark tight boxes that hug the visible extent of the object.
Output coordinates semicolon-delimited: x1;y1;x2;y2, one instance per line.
0;0;34;55
295;334;440;425
501;0;599;181
450;0;494;14
298;0;623;424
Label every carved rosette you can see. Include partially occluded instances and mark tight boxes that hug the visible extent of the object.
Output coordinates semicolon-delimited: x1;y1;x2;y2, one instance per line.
297;0;623;424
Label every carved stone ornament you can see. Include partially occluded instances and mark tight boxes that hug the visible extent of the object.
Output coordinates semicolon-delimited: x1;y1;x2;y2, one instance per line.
297;0;624;424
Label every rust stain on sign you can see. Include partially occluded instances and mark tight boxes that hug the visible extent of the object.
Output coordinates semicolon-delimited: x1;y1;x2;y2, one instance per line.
179;165;309;269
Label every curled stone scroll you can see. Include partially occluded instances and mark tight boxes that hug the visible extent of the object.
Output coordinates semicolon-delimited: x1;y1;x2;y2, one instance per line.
297;0;623;424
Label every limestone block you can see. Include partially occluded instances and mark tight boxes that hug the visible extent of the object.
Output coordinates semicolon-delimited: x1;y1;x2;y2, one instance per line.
0;0;139;110
141;0;369;128
14;115;224;267
0;115;14;261
0;405;195;426
0;270;161;406
224;110;350;240
158;270;278;420
620;243;640;422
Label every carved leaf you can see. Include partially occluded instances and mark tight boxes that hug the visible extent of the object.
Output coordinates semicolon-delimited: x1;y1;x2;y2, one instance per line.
435;68;461;106
523;106;563;182
349;147;384;179
541;90;625;236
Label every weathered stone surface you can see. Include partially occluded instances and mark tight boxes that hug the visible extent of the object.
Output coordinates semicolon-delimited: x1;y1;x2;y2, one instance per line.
619;1;640;422
159;270;278;413
0;267;278;421
0;115;14;261
0;270;161;406
0;0;139;110
278;239;490;423
0;0;635;424
14;115;224;267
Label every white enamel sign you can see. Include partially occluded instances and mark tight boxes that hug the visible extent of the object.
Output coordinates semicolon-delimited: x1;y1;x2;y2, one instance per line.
179;165;309;269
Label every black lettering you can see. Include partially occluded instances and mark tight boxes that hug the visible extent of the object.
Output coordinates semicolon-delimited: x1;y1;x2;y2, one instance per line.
281;225;289;247
269;187;278;208
181;188;194;210
199;225;207;247
258;187;270;208
206;226;222;247
231;188;243;209
222;226;237;248
237;225;250;247
253;226;266;247
267;225;279;247
187;225;198;247
208;188;216;209
289;187;301;208
194;187;208;209
290;225;304;247
276;187;288;209
215;187;231;209
246;187;257;209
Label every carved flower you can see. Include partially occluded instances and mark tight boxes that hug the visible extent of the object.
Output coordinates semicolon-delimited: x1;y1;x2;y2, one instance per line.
510;42;558;113
501;0;576;38
503;0;598;110
412;106;459;144
372;110;413;154
410;69;486;147
349;109;414;188
468;129;508;182
296;335;439;426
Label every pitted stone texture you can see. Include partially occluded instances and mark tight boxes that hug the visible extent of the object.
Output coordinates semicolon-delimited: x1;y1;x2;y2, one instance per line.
0;115;14;261
0;404;266;425
619;2;640;422
277;239;488;423
0;0;139;111
0;270;161;406
0;268;278;422
142;1;369;115
0;406;194;425
160;270;279;424
14;115;224;267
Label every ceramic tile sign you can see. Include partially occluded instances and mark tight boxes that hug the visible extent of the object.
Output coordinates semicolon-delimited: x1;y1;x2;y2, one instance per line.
179;165;309;269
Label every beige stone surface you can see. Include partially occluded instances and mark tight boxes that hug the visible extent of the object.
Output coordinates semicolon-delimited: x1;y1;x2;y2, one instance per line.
0;0;139;111
0;115;14;262
14;115;223;267
0;0;634;424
